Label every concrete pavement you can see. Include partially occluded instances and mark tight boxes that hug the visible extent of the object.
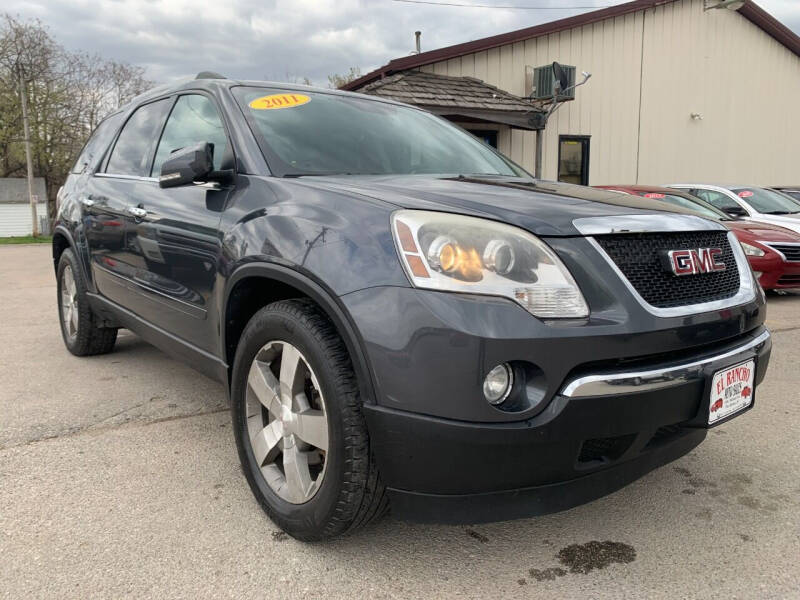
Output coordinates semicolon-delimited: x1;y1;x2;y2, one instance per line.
1;244;798;599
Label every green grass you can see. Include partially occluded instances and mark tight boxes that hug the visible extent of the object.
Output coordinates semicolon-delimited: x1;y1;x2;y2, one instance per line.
0;235;53;245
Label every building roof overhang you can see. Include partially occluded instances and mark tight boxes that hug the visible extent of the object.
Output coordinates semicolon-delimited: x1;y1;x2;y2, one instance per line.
355;70;545;130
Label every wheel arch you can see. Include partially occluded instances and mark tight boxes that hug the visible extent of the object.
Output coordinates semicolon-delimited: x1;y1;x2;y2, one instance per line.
52;227;73;272
222;262;378;405
52;226;92;288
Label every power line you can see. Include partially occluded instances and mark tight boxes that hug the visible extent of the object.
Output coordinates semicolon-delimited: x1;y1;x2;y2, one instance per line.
391;0;612;9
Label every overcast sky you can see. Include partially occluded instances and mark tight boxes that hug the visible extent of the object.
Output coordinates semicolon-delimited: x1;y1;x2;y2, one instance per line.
7;0;800;87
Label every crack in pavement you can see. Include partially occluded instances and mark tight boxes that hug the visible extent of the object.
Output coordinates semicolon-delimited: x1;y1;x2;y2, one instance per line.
769;325;800;334
0;407;229;453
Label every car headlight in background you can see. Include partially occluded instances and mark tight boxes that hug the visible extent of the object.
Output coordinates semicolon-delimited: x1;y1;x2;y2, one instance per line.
740;242;765;257
391;210;589;319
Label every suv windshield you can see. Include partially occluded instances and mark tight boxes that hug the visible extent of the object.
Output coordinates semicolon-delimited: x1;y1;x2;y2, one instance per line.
641;192;727;220
233;87;524;178
732;187;800;214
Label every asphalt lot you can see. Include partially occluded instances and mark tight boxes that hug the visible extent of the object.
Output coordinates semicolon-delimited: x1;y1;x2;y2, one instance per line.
1;244;799;599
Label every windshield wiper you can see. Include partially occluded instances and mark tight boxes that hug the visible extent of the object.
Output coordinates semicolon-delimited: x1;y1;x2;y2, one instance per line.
283;172;353;178
764;210;791;215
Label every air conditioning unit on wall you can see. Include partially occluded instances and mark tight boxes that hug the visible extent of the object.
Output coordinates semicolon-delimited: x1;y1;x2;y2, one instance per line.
527;64;576;101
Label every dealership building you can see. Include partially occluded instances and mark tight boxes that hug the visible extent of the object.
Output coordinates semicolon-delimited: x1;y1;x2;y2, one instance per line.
345;0;800;187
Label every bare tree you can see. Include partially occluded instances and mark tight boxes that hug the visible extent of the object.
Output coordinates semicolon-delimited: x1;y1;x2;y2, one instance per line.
328;67;362;89
0;14;60;235
283;71;312;86
0;14;153;224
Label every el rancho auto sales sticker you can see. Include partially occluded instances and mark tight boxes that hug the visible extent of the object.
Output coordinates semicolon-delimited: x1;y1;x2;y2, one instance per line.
708;360;755;425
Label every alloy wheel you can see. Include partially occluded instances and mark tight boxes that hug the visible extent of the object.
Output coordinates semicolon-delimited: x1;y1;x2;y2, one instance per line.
245;341;329;504
60;265;79;341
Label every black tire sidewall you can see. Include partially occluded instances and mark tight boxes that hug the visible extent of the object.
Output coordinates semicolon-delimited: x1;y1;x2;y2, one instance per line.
56;249;89;355
231;303;353;539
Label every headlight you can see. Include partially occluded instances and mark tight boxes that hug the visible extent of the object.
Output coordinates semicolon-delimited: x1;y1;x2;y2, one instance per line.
391;210;589;318
740;242;765;257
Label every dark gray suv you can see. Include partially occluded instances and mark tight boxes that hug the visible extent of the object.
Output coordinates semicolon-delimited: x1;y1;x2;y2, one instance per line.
53;75;771;540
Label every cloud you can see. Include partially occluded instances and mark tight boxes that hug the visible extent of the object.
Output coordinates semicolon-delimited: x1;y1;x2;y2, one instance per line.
6;0;800;87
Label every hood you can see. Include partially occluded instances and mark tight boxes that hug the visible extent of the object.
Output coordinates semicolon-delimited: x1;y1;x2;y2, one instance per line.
740;214;800;237
291;174;707;236
727;220;800;242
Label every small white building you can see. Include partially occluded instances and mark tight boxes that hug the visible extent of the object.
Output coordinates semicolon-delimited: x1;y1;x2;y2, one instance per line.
0;178;48;237
346;0;800;187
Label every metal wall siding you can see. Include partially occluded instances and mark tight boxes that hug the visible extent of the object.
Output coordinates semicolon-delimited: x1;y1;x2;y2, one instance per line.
637;0;800;185
0;204;48;237
418;0;799;185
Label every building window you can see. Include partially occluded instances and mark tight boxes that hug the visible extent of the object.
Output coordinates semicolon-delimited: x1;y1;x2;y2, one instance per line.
558;136;590;186
467;129;498;149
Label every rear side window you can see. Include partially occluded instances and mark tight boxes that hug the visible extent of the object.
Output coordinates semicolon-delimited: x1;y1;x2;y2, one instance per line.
71;113;124;174
693;189;742;212
151;94;228;176
105;99;171;176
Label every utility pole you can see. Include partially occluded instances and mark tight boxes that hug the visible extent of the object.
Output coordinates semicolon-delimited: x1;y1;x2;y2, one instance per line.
19;69;38;237
534;130;544;180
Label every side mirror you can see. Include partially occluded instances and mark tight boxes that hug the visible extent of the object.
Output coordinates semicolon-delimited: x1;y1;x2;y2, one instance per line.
552;61;570;92
159;142;214;188
158;142;233;188
723;205;748;217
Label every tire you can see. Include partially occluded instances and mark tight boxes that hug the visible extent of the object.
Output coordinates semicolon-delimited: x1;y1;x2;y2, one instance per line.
231;298;387;541
56;248;118;356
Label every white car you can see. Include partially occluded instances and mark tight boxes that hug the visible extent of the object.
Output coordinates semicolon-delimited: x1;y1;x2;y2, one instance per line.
668;184;800;235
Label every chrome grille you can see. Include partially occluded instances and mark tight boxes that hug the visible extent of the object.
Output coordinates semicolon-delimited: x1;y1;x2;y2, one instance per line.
767;243;800;262
595;231;741;309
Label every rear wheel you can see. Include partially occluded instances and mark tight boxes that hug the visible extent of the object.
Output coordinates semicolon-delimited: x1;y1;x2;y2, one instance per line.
231;299;387;541
57;249;118;356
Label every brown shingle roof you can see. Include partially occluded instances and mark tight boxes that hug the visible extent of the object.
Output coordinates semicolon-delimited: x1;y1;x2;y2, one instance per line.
343;0;800;91
358;70;540;112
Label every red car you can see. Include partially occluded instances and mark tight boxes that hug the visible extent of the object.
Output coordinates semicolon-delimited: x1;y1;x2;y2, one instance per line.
595;185;800;291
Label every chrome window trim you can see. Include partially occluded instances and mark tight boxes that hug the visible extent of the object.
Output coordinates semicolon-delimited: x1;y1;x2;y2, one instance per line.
573;214;726;235
560;329;770;398
761;241;800;262
94;172;220;189
585;230;756;318
95;173;158;183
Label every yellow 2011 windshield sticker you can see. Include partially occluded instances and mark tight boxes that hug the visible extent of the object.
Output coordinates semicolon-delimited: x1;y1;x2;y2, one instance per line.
249;93;311;110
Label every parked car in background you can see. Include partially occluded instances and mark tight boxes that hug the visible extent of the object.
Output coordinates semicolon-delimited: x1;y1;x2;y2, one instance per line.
668;184;800;235
596;185;800;290
773;186;800;203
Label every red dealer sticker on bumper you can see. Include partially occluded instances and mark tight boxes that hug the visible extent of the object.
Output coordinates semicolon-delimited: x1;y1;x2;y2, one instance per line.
708;360;755;425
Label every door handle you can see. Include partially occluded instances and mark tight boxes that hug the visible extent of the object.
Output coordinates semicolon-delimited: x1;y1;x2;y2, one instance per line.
81;197;95;208
125;206;148;219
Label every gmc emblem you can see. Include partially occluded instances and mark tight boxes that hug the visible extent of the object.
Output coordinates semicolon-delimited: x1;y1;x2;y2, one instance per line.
663;248;726;276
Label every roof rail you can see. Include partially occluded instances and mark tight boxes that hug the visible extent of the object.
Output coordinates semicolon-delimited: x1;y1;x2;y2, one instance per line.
195;71;227;80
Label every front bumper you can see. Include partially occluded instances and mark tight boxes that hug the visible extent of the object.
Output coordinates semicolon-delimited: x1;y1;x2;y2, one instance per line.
749;251;800;289
363;328;771;523
341;275;770;523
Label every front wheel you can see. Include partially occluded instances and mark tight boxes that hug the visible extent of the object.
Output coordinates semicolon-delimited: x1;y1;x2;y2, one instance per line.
231;299;387;541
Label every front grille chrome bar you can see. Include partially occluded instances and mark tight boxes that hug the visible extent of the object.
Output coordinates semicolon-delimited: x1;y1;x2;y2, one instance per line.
560;330;770;398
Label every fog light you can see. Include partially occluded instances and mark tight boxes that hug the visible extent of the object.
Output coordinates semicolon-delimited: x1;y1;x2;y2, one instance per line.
483;363;514;405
